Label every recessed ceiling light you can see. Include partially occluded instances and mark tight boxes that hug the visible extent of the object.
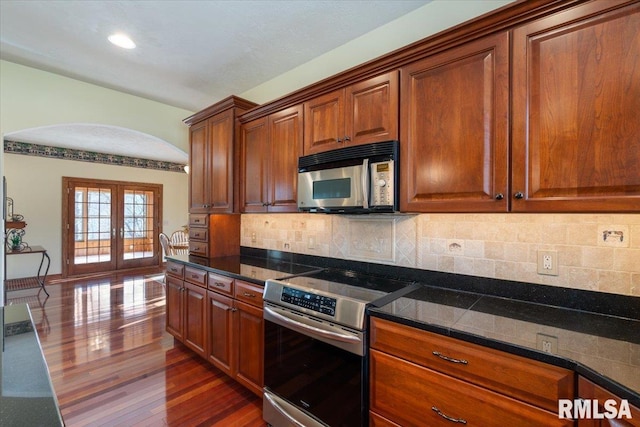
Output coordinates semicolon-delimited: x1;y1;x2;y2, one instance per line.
108;33;136;49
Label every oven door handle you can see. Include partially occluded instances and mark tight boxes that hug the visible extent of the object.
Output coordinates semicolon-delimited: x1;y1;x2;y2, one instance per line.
264;306;361;344
264;392;307;427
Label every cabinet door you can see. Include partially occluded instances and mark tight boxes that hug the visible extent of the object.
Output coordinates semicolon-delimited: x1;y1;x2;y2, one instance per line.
240;117;269;212
235;300;263;396
512;1;640;212
206;109;235;213
165;275;184;341
207;290;236;377
303;89;345;155
183;281;207;358
577;377;640;426
400;32;509;212
345;71;399;146
189;120;209;213
268;105;303;212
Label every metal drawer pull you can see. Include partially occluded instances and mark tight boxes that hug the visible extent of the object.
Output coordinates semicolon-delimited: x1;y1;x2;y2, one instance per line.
432;351;468;364
432;406;467;424
243;292;256;298
214;282;226;287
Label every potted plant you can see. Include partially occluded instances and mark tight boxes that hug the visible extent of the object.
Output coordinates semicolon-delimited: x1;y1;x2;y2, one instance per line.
9;233;22;251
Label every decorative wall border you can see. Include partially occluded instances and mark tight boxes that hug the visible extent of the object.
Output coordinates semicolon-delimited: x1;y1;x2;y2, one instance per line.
3;140;187;173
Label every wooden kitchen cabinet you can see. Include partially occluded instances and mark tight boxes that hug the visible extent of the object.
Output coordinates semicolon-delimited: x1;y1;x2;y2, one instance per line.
187;213;240;258
400;32;509;212
370;317;574;426
207;289;235;376
578;377;640;426
165;275;185;341
303;71;398;155
240;105;302;212
168;262;265;397
184;96;257;214
234;280;264;396
183;280;207;358
511;0;640;212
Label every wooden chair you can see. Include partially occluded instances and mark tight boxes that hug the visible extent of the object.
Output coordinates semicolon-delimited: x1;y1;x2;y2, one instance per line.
170;230;189;255
159;232;172;258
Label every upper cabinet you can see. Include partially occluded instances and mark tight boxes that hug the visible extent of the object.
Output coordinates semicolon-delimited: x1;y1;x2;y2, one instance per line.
240;105;303;212
303;71;399;155
511;1;640;212
400;32;509;212
184;96;257;214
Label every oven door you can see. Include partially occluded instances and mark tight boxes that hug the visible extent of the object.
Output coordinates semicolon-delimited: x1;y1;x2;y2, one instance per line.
297;161;368;212
263;304;366;427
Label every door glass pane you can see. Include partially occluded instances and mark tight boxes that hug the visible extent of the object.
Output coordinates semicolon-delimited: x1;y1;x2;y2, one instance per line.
123;190;154;260
74;187;112;264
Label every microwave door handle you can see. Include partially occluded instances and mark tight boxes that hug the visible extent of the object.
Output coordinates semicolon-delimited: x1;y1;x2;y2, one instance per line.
362;158;369;209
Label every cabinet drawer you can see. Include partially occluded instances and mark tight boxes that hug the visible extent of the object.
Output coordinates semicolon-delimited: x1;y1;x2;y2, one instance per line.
189;228;208;241
165;261;184;278
208;273;234;296
189;241;208;257
371;349;571;427
234;280;264;307
184;266;207;287
370;317;574;412
189;214;209;228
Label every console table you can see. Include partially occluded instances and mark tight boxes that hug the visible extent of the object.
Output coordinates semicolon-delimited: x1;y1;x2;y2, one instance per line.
5;245;51;296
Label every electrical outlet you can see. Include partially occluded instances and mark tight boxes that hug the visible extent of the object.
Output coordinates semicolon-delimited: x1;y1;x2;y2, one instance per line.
536;333;558;354
537;250;558;276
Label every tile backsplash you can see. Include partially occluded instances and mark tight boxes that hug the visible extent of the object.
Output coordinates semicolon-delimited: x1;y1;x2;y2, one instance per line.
241;213;640;297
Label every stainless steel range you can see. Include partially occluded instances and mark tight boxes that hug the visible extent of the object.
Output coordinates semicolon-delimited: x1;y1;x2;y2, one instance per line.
262;269;416;427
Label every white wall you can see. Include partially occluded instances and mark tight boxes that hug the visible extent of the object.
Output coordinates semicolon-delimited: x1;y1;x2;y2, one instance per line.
1;60;193;297
3;154;188;279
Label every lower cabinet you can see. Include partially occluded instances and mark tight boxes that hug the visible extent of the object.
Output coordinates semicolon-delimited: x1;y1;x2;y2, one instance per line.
577;377;640;427
165;274;184;341
207;290;235;376
166;265;264;397
370;317;574;426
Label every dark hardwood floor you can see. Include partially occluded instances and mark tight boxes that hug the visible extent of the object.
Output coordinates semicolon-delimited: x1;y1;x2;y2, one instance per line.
6;268;264;427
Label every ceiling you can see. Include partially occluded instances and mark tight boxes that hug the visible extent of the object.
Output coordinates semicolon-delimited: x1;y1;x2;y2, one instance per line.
0;0;445;164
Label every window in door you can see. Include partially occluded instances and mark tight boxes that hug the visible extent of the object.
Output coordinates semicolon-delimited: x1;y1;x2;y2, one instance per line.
63;178;163;277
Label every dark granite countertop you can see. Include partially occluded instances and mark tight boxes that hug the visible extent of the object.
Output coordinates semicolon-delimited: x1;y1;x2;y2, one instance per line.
168;248;640;408
165;253;321;285
369;284;640;408
1;304;64;426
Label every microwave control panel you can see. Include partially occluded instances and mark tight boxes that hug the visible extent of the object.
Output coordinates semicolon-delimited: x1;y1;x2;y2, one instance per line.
371;160;394;206
281;286;337;316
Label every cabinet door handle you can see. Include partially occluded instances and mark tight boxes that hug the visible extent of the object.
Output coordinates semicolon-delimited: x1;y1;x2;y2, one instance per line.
432;351;468;365
214;282;226;288
337;137;343;143
495;193;504;200
343;135;351;142
514;191;524;199
431;406;467;424
243;292;256;298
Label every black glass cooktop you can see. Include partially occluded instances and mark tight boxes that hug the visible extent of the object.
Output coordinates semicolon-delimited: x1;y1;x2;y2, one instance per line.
281;268;418;306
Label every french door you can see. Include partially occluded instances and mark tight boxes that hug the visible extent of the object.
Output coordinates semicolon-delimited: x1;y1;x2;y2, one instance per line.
63;177;163;277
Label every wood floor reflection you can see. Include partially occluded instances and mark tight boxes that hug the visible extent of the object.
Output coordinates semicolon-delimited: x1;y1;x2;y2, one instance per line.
7;268;264;427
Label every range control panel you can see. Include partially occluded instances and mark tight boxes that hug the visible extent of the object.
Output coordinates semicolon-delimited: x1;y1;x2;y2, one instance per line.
281;286;337;316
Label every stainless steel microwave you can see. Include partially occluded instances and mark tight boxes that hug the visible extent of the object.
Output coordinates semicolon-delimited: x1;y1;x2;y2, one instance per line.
297;140;399;213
